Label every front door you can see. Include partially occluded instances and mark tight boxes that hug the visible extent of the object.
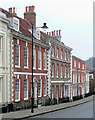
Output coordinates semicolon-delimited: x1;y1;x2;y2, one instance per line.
0;78;2;103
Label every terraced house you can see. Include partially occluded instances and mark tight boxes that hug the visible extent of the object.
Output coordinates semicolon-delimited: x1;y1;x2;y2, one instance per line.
41;30;73;103
72;56;86;99
0;6;50;110
0;5;73;110
0;9;12;104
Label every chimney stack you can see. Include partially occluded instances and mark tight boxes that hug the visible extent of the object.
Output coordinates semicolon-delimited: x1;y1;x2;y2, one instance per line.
8;7;17;15
50;30;61;41
24;6;36;28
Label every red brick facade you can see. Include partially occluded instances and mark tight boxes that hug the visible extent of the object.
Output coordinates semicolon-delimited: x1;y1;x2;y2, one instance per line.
72;56;86;97
12;38;49;103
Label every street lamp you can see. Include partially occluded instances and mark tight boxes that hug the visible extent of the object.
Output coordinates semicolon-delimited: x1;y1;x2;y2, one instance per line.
31;23;48;113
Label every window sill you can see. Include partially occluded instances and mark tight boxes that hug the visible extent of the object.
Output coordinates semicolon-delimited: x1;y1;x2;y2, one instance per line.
24;98;28;101
24;67;29;69
44;95;47;97
38;68;42;70
38;96;42;98
33;67;36;70
15;66;21;68
44;69;47;71
15;99;20;102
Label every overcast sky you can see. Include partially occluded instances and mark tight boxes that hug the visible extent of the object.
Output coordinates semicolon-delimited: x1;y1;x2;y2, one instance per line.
0;0;93;60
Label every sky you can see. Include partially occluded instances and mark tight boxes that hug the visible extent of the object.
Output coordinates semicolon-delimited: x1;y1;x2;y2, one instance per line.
0;0;94;60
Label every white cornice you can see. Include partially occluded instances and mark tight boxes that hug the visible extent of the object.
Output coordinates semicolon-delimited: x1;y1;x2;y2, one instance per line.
14;72;48;76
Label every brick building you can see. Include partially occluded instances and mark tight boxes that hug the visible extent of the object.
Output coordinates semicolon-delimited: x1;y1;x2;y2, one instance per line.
72;56;86;98
41;30;72;102
0;6;50;109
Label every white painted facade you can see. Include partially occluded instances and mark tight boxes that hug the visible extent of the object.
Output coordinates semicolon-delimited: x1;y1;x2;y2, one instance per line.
0;13;11;104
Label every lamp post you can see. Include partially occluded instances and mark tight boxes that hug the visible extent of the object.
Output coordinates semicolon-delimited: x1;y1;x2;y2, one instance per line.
31;23;48;113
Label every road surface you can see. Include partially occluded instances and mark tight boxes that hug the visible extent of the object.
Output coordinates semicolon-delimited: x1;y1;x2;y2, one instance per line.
23;100;94;119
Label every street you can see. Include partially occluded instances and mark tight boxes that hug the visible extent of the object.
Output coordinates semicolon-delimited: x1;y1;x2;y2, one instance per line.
24;100;94;119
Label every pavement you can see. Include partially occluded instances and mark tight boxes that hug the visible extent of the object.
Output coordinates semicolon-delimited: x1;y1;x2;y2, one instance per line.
0;95;94;120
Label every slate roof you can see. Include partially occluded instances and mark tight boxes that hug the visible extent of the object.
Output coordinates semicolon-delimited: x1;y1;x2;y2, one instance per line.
0;7;49;45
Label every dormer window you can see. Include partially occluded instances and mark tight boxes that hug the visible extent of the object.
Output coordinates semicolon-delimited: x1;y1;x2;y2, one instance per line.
29;28;40;40
13;17;19;31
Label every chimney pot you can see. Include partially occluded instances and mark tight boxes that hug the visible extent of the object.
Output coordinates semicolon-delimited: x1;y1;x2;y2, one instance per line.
49;32;51;36
29;6;31;12
47;32;48;35
26;6;28;12
13;7;15;13
31;6;35;12
59;30;61;36
56;30;58;36
10;8;12;13
9;8;11;12
54;31;55;36
52;31;54;36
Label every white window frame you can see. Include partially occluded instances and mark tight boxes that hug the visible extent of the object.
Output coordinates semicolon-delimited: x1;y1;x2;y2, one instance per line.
24;46;28;68
24;79;28;100
0;78;2;91
68;67;70;78
61;65;63;78
81;74;83;83
78;73;80;83
15;79;20;102
78;87;80;96
61;85;63;98
65;51;67;60
74;60;76;67
82;87;84;95
64;85;67;97
76;73;77;83
73;88;75;96
52;46;54;57
57;48;59;58
82;64;84;69
56;86;59;100
61;50;63;59
65;66;67;78
38;50;42;70
76;87;77;96
68;52;70;61
0;36;2;52
52;63;54;78
73;73;75;84
15;42;20;68
38;79;42;97
56;64;59;78
33;49;36;69
44;79;47;96
52;86;54;99
13;17;19;31
78;62;80;68
44;52;47;70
